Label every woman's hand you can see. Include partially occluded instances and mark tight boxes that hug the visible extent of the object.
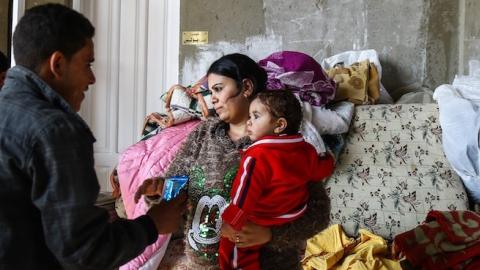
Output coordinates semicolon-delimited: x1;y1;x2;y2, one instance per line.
134;177;165;203
220;223;237;242
235;221;272;248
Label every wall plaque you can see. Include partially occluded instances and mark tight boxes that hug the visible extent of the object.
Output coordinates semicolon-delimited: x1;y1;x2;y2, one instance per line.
182;31;208;45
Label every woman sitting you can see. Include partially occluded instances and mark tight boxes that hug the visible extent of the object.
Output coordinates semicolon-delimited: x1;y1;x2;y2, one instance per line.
135;53;331;269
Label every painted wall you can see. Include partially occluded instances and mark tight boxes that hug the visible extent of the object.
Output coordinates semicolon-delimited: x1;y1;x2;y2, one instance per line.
25;0;71;9
462;0;480;76
0;0;72;62
179;0;479;100
0;2;9;57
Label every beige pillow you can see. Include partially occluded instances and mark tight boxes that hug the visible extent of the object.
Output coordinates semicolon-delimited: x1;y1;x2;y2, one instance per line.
326;60;380;105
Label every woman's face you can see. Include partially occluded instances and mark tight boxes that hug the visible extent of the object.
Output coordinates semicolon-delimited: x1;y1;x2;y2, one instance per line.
208;73;250;124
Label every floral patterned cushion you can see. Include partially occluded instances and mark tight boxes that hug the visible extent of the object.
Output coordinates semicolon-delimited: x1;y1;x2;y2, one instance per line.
326;104;469;240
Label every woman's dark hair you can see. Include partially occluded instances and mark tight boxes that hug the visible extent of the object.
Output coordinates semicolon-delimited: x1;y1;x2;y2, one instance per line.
12;4;95;71
256;90;302;135
207;53;267;98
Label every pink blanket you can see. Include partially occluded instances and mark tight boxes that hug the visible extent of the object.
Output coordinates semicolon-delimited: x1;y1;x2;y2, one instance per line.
117;120;200;270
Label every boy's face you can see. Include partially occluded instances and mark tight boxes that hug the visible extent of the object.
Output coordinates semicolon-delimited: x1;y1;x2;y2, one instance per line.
54;38;96;112
246;98;278;141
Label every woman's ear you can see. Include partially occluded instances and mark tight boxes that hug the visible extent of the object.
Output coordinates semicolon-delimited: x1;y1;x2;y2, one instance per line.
274;117;288;134
242;78;254;99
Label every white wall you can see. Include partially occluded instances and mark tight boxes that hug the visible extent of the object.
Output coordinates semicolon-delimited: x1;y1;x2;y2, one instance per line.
74;0;179;191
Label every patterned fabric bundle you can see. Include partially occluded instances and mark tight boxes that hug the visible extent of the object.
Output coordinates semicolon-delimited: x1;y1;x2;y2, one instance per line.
140;77;213;139
164;76;213;120
393;210;480;270
258;51;336;107
326;60;381;105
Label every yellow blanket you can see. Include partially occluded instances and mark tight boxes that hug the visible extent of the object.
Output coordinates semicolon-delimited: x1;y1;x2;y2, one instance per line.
302;224;401;270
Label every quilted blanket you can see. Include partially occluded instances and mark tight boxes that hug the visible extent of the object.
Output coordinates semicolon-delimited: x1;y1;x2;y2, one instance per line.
117;120;200;270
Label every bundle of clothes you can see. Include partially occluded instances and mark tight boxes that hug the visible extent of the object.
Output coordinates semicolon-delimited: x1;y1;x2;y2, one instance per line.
302;210;480;270
433;61;480;203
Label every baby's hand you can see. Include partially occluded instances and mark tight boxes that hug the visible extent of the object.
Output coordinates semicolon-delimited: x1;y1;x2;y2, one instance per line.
134;177;165;203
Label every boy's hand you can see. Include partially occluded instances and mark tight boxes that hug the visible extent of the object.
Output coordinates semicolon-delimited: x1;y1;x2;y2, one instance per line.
147;192;187;234
134;177;165;203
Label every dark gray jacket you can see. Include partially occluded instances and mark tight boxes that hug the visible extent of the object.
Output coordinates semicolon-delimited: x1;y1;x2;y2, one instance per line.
0;66;157;270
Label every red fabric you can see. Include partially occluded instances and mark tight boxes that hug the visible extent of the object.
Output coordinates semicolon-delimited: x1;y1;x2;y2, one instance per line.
219;238;261;270
393;210;480;270
220;134;334;269
466;258;480;270
221;204;249;231
223;134;334;229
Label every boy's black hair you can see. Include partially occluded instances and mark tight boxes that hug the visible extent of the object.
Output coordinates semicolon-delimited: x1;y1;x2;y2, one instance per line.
255;90;302;135
0;51;8;72
207;53;267;99
12;4;94;72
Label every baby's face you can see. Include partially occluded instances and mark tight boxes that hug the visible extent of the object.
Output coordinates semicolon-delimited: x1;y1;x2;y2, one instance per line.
246;98;277;141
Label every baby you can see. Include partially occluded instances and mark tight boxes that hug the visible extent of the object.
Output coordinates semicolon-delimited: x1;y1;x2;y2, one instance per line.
219;90;335;269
